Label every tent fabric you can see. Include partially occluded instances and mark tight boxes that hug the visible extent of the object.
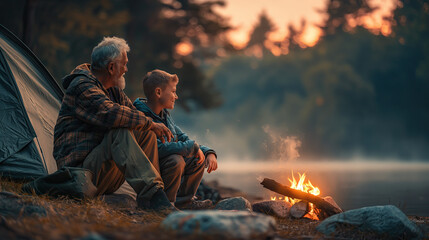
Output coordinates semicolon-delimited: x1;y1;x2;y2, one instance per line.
0;141;47;179
0;25;64;180
0;52;35;161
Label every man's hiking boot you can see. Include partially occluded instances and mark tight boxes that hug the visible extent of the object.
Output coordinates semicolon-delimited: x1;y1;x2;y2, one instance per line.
138;188;178;213
175;199;213;210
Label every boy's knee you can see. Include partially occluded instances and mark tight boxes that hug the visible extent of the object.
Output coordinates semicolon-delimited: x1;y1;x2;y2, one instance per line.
171;155;186;169
164;154;185;171
195;158;206;172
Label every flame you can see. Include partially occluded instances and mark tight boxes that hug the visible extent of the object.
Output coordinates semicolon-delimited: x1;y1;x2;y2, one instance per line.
271;171;321;220
288;172;320;198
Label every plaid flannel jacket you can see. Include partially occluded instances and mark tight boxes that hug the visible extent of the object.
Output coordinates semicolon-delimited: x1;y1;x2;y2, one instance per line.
53;64;152;168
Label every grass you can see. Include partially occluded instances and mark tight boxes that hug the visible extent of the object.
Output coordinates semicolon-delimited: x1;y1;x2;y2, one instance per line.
0;179;168;240
0;178;427;240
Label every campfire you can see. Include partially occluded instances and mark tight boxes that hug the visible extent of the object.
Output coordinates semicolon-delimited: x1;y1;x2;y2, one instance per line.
260;172;342;220
270;172;321;220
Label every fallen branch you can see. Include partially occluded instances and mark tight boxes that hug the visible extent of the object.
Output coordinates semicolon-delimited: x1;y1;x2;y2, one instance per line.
260;178;342;219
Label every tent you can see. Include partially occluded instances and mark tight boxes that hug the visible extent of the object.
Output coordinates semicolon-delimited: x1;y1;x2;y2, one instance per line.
0;25;64;180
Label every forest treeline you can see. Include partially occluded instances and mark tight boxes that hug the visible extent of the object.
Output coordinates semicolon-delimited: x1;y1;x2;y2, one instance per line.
177;0;429;160
1;0;428;159
1;0;233;110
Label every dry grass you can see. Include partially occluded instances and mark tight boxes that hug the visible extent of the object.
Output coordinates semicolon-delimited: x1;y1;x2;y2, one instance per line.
0;179;427;240
0;179;265;240
0;178;170;240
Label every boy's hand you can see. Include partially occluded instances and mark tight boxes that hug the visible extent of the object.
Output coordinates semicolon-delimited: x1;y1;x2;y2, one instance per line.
195;149;205;165
150;122;173;143
206;153;218;173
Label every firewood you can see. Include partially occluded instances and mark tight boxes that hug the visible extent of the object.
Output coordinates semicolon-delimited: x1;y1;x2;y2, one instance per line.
252;200;292;218
290;201;309;218
260;178;342;219
323;196;342;212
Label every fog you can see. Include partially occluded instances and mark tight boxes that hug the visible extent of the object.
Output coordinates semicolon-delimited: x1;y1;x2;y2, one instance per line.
172;107;429;162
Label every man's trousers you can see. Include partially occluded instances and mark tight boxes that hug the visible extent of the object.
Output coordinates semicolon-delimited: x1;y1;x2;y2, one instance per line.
82;128;163;202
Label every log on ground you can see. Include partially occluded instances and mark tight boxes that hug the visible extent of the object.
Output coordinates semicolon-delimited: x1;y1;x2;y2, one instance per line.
260;178;343;219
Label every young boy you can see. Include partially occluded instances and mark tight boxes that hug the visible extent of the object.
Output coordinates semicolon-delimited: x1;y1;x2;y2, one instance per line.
134;69;218;209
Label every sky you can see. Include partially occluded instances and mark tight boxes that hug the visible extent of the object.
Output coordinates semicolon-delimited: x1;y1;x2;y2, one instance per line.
215;0;397;48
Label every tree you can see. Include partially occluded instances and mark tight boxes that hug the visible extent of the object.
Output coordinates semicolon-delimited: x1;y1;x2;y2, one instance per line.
195;0;429;159
22;0;37;49
390;0;429;82
124;0;231;110
285;19;306;52
385;0;429;142
319;0;375;36
245;11;276;56
0;0;232;111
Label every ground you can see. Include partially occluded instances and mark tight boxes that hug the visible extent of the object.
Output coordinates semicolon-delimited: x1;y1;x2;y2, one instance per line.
0;179;427;240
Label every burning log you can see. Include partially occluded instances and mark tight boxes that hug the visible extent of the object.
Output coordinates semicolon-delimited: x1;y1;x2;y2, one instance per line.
260;178;342;219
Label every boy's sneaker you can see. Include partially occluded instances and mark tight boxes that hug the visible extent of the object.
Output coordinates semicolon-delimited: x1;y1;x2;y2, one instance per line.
138;188;178;212
176;199;213;210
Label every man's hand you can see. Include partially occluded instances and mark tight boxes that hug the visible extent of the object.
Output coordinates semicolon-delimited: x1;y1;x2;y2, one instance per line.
195;148;205;165
150;122;173;143
206;153;218;173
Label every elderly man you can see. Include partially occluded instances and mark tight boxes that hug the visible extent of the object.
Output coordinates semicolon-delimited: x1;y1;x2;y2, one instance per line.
53;37;175;211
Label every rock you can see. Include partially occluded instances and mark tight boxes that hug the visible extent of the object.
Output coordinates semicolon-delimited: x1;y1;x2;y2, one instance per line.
78;232;107;240
214;197;251;211
316;205;423;239
161;210;277;239
252;200;292;218
290;201;309;218
0;191;47;218
100;194;137;209
196;181;221;204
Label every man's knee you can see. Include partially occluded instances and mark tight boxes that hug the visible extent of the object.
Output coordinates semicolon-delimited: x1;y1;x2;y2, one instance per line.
133;129;157;145
147;130;157;142
147;129;156;137
109;128;133;139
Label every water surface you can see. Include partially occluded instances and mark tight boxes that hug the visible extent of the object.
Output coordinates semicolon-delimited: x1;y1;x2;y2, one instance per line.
203;160;429;216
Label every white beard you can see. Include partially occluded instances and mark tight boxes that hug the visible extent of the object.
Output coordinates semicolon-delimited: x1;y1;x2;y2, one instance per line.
116;75;126;90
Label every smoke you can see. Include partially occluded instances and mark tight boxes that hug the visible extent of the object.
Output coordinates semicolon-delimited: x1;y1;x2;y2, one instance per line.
263;125;302;161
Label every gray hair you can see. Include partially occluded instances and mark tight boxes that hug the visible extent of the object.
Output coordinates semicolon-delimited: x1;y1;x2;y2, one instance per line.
91;36;130;71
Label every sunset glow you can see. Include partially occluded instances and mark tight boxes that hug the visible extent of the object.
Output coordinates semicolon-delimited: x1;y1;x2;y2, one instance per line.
218;0;397;50
175;41;194;56
300;26;322;47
